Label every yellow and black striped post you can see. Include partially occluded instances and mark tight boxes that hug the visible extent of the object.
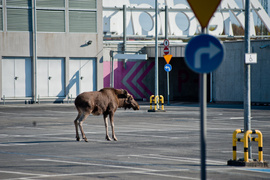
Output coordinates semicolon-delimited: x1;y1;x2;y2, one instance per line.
149;95;155;110
232;129;244;161
159;95;164;110
148;95;166;112
228;129;267;166
231;129;264;162
244;130;263;162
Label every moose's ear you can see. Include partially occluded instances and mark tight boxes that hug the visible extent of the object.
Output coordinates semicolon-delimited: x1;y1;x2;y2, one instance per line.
123;89;128;96
116;89;128;98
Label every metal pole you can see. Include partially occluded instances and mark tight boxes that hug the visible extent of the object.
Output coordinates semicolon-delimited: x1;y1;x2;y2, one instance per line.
210;72;213;102
123;5;126;52
123;5;127;69
33;0;37;103
165;6;168;40
200;73;207;180
155;0;159;103
200;28;207;180
244;0;252;159
165;5;170;105
109;50;114;88
111;56;114;88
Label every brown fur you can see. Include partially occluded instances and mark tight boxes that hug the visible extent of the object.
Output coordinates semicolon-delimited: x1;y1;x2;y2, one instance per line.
74;88;139;142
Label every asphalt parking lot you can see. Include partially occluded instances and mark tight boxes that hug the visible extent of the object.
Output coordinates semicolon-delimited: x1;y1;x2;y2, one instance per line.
0;102;269;180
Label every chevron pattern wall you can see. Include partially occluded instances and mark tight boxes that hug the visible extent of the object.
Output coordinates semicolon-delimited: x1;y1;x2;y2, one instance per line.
104;61;155;99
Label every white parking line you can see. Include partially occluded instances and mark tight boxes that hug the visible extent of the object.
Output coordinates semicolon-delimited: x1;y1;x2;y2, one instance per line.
26;158;199;180
119;154;225;165
118;133;186;139
0;143;39;146
0;170;47;177
229;117;244;120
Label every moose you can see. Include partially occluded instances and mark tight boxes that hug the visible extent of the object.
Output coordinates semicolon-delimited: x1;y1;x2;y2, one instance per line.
74;88;140;142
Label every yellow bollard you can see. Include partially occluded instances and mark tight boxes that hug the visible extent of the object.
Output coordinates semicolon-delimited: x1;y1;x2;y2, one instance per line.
232;129;244;160
244;130;252;162
257;130;263;162
244;130;264;162
148;95;166;112
159;95;164;110
149;95;154;110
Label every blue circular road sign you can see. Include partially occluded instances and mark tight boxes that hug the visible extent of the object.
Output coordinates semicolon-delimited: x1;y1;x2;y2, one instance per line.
185;34;224;73
164;64;172;72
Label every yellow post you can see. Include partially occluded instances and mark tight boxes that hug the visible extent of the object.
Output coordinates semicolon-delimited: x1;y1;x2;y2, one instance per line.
149;95;154;110
159;95;164;110
244;130;264;162
232;129;243;160
244;130;252;162
256;130;263;162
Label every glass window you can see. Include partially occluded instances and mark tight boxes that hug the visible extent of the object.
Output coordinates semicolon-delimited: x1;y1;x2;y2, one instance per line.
37;0;65;8
69;11;96;33
36;0;65;32
5;0;98;33
69;0;97;33
37;10;65;32
6;0;31;7
69;0;96;9
6;0;32;31
7;8;32;31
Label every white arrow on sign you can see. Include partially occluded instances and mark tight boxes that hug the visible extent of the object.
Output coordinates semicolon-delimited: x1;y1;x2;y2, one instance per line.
164;64;172;72
165;66;171;71
194;42;221;69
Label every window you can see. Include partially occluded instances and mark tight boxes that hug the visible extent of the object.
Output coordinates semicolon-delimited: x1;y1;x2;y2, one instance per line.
37;10;65;32
37;0;65;8
7;8;32;31
4;0;97;33
69;11;96;33
69;0;97;33
36;0;65;32
69;0;96;9
6;0;32;31
7;0;31;7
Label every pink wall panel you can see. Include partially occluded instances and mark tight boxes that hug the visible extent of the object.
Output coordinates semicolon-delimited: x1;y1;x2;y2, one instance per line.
103;61;155;99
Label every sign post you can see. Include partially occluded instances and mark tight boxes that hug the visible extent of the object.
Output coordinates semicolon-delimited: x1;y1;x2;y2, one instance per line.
185;33;224;180
186;1;223;179
163;39;172;105
244;0;252;160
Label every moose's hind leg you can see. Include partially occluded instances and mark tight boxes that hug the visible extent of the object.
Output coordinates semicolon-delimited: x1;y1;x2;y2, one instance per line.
74;113;81;141
109;113;118;141
78;113;90;142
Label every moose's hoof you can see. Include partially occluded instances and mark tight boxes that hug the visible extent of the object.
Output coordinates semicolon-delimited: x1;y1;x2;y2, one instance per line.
76;137;80;141
113;137;118;141
84;138;88;142
106;136;112;141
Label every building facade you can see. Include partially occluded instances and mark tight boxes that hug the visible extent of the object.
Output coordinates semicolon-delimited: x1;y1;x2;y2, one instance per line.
0;0;103;103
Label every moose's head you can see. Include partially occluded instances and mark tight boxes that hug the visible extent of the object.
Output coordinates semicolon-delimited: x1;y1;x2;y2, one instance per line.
116;89;140;110
124;94;140;110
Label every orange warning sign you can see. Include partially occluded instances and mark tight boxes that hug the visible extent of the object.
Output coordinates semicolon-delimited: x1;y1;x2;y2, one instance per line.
187;0;222;28
163;54;173;64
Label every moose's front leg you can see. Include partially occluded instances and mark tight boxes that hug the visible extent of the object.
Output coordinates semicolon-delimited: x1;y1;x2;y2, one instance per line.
103;114;112;141
109;113;118;141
